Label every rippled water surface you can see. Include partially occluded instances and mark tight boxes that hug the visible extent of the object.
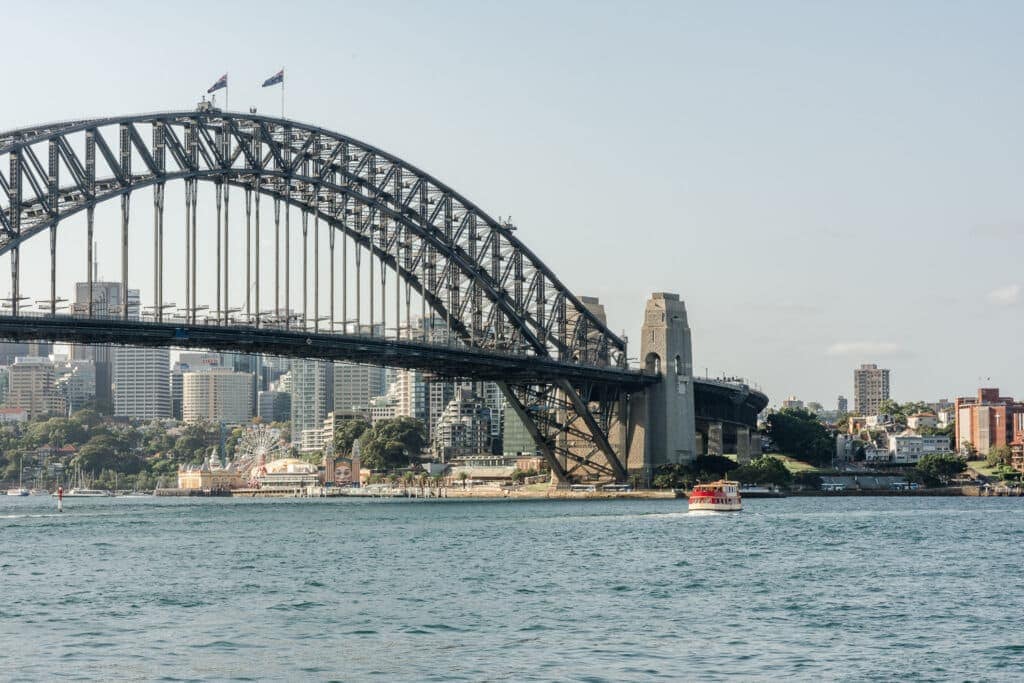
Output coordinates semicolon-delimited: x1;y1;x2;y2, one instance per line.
1;495;1022;680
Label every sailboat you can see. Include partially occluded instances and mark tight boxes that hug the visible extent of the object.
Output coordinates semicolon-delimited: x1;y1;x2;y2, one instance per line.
6;461;29;496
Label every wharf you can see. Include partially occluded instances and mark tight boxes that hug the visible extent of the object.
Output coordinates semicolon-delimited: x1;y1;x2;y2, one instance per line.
154;488;231;497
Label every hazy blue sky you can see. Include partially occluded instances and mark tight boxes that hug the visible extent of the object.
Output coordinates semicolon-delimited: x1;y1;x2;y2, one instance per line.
4;0;1023;406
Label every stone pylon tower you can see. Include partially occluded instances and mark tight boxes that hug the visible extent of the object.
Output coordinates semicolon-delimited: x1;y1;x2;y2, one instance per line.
627;293;696;482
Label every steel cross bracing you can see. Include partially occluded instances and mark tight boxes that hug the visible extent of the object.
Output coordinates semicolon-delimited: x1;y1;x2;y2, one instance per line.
0;109;642;481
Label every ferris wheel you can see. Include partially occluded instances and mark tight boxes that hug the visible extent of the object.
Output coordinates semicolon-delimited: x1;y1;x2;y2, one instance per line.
234;425;285;478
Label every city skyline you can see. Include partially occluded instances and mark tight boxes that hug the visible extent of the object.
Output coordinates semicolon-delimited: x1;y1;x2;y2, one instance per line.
2;1;1023;404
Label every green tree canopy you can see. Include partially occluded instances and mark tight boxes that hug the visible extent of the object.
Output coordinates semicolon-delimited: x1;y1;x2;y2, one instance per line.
916;453;966;486
766;408;834;467
358;417;427;471
335;418;371;456
986;445;1013;468
730;456;793;487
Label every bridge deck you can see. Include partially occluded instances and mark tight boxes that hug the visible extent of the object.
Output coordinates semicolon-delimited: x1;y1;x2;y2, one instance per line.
0;314;657;389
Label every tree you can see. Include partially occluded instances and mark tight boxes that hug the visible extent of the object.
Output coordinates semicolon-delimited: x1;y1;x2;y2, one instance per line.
334;418;370;456
693;455;736;480
986;445;1012;468
458;471;470;488
766;408;834;467
358;417;427;471
730;456;793;488
651;463;693;490
915;453;966;486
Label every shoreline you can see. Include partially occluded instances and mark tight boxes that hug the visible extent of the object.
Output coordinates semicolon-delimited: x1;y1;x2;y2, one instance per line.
148;485;1023;500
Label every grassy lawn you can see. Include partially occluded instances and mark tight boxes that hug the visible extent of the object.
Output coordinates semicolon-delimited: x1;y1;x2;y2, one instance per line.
768;454;818;473
966;460;998;477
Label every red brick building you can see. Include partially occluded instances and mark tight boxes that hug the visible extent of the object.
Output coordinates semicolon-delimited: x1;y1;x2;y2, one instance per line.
955;388;1024;457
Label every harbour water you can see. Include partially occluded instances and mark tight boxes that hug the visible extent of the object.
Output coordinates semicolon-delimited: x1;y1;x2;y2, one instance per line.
1;495;1022;680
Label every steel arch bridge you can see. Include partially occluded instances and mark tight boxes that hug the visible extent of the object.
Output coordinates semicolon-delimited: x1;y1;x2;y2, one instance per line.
0;106;655;483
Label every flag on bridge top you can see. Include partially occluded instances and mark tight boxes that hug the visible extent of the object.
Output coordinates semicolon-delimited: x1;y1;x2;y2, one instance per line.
207;73;228;94
262;69;284;87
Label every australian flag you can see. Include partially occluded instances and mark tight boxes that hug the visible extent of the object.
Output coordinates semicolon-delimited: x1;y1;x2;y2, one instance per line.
207;74;228;93
262;69;284;87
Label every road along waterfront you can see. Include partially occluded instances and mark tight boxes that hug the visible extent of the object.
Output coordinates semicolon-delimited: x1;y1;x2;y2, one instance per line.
1;495;1022;680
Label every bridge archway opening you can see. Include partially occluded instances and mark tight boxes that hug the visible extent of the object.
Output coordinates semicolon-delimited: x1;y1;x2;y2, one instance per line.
644;352;661;376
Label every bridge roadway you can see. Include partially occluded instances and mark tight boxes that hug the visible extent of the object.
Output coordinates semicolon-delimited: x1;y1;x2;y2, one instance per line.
0;313;657;390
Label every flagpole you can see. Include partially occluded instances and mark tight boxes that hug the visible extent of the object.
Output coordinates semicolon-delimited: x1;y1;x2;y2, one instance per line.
281;67;285;119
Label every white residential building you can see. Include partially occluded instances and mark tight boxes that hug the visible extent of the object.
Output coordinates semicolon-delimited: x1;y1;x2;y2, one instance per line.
113;347;171;420
887;430;951;464
290;360;333;445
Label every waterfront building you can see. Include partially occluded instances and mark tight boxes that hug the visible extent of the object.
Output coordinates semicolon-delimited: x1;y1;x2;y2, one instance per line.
955;388;1024;456
178;453;244;490
182;368;255;425
290;359;334;445
853;364;890;416
7;356;63;419
886;430;951;464
257;390;291;422
254;458;319;491
113;346;171;420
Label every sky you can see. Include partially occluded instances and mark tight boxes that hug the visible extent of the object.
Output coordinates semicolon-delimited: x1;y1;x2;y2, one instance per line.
3;0;1023;406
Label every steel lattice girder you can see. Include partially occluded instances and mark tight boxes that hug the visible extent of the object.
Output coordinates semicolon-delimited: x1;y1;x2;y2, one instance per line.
0;112;624;365
0;110;644;482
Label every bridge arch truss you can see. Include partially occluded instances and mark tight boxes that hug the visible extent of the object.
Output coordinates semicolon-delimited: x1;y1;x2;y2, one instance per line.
0;109;641;482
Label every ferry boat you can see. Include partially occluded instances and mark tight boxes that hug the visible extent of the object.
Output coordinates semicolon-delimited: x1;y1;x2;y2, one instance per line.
688;480;742;512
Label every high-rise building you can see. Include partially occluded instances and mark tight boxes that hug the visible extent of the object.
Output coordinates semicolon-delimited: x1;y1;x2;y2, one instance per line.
113;347;170;420
171;353;224;419
56;359;96;414
7;356;63;419
502;397;536;456
290;359;334;444
334;362;386;413
257;390;291;422
182;368;254;424
391;369;427;422
837;395;848;414
853;364;890;416
433;385;491;460
71;281;139;406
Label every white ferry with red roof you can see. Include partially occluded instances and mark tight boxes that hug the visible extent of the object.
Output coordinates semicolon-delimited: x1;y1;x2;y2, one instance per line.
688;480;742;512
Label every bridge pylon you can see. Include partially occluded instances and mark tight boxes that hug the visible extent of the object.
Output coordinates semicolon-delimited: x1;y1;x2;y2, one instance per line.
624;292;697;485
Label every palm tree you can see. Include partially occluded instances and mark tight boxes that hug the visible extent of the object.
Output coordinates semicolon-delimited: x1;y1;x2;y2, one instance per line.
458;470;469;489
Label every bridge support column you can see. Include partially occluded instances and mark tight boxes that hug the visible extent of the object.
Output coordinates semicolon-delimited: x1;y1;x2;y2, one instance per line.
707;422;723;457
735;425;751;465
750;433;763;460
626;293;696;485
695;431;705;456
